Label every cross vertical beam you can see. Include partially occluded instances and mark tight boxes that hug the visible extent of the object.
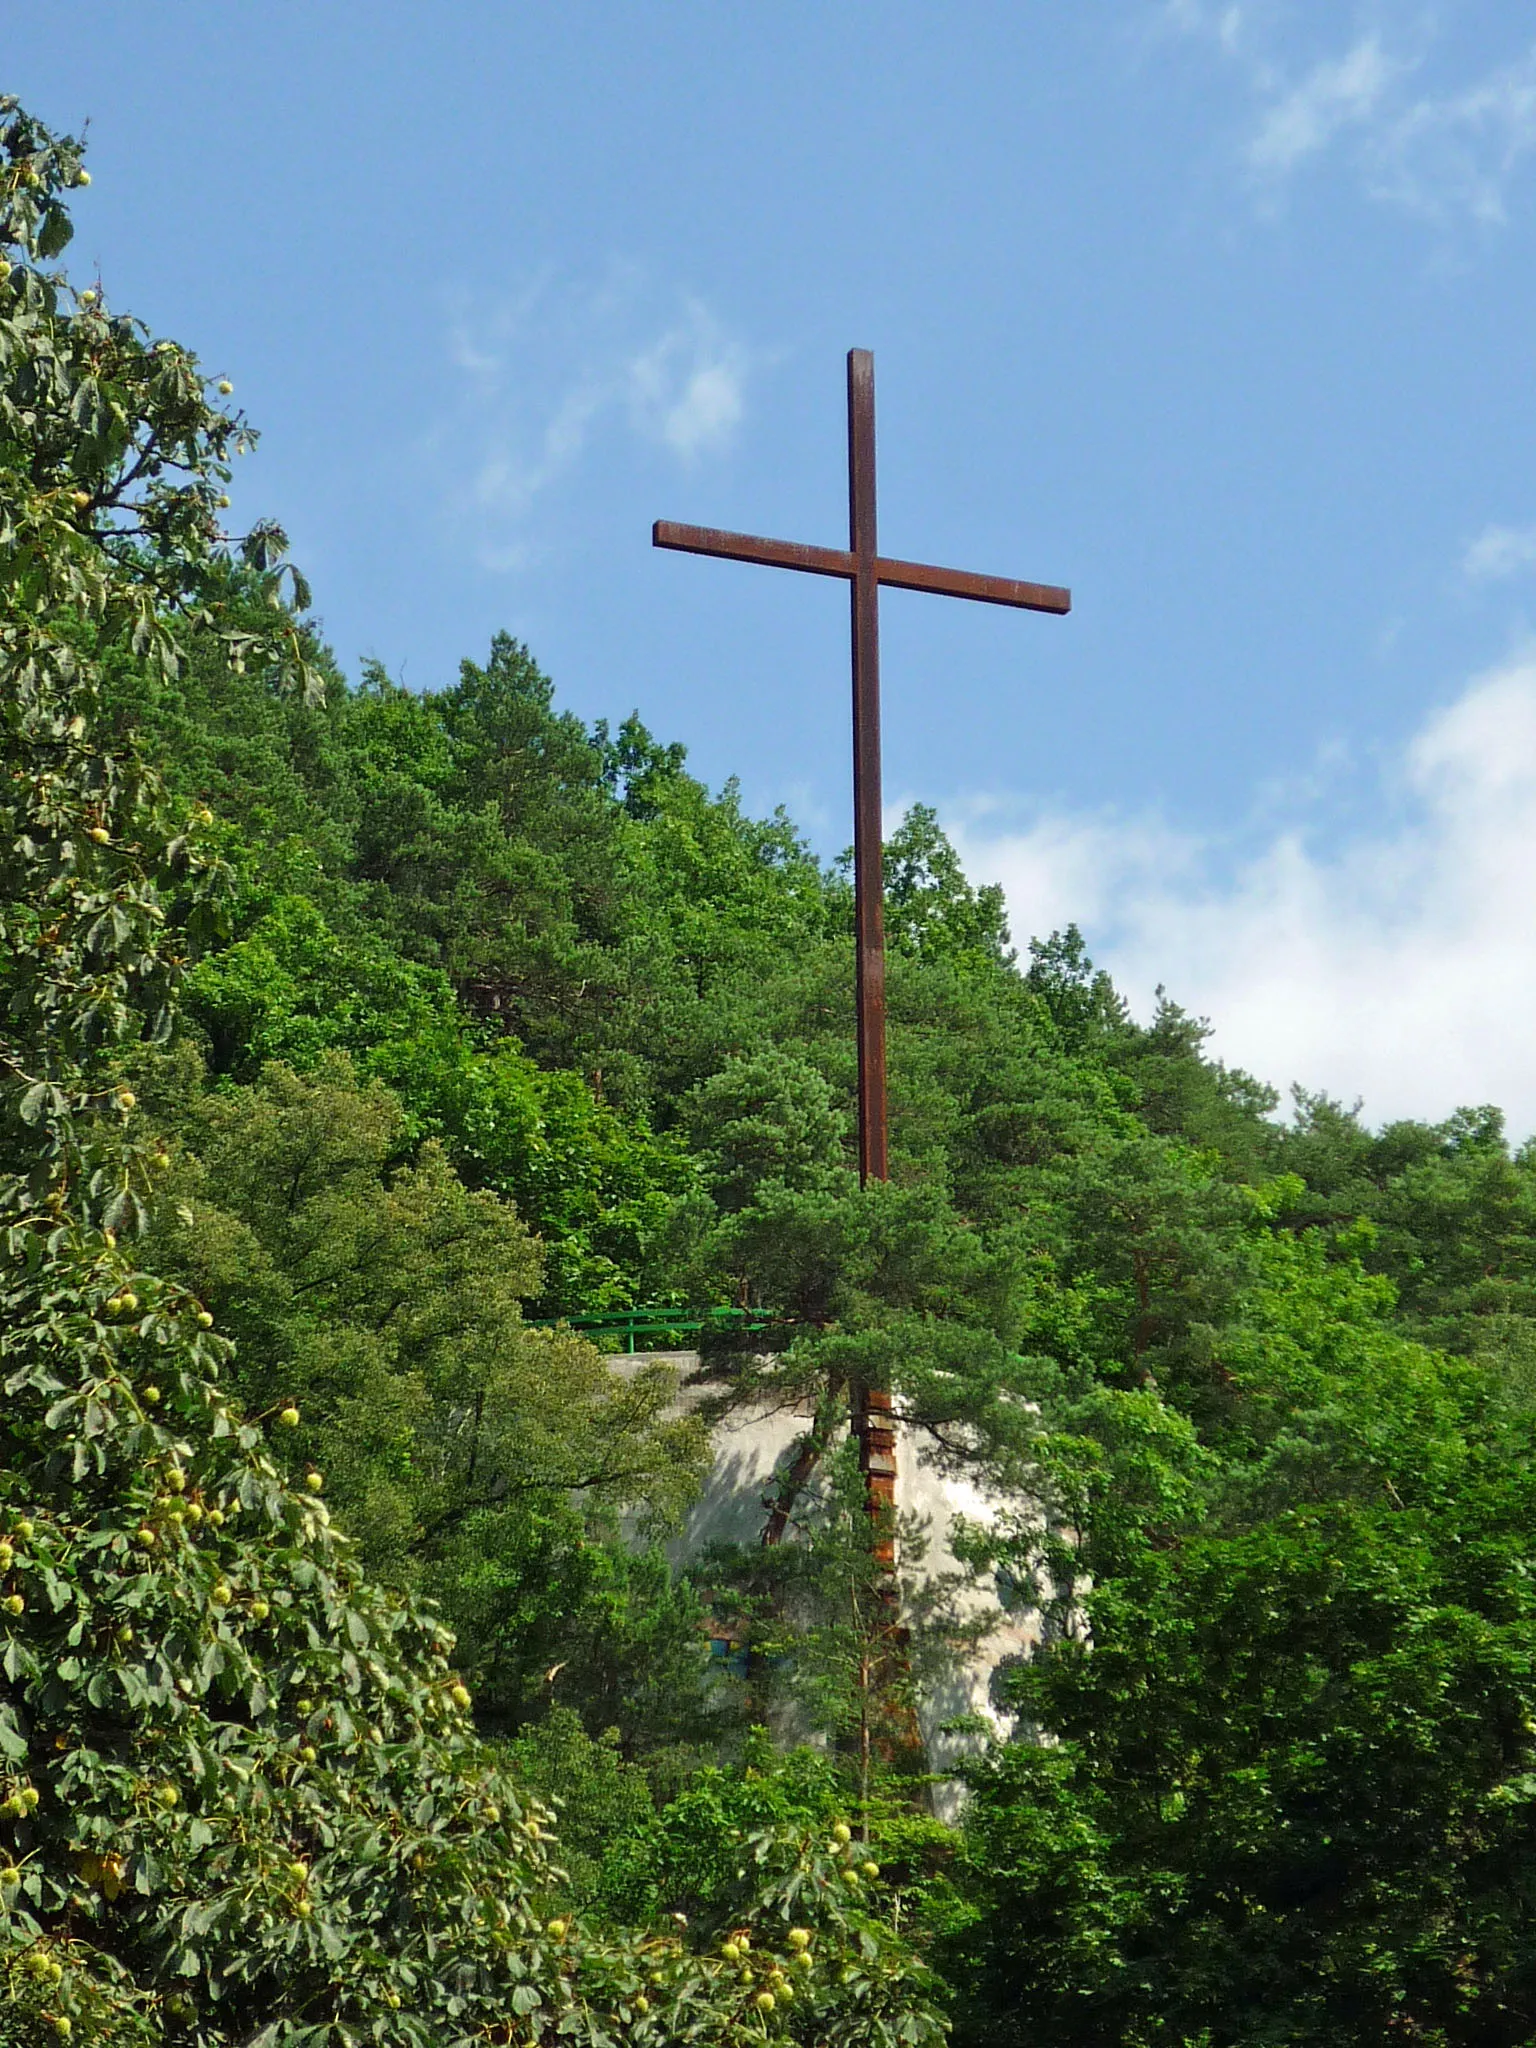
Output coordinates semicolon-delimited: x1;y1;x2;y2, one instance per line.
845;351;897;1570
847;349;887;1188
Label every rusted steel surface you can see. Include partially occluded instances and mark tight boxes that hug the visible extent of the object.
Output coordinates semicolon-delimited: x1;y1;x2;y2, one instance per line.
854;1380;899;1572
653;521;854;581
875;553;1070;614
847;349;888;1192
653;520;1070;616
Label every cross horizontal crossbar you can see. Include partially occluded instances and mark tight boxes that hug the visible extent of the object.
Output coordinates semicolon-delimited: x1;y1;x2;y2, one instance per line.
653;519;1071;616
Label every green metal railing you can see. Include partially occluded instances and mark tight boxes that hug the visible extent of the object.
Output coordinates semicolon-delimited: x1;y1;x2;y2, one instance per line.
529;1306;779;1355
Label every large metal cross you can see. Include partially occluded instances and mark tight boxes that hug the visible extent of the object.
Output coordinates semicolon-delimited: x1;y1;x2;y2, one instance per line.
655;348;1070;1186
655;348;1069;1568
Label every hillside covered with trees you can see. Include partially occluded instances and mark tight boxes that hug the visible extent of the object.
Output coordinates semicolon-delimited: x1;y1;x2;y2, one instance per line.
6;98;1536;2048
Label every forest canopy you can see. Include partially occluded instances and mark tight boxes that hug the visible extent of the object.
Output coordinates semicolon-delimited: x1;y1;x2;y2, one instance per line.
5;95;1536;2048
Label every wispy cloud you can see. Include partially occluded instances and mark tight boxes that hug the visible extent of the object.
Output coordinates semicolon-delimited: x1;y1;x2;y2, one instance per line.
1158;0;1255;59
1464;523;1536;582
428;273;752;570
1248;35;1399;176
628;312;747;458
950;649;1536;1134
1163;9;1536;228
1369;46;1536;225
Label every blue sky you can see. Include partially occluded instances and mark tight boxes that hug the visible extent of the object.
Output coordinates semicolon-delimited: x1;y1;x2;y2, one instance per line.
18;2;1536;1128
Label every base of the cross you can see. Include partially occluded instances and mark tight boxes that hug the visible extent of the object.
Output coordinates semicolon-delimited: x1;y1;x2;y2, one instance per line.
854;1382;899;1570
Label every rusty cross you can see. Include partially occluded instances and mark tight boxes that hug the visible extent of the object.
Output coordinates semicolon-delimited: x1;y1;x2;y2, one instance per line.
655;348;1069;1185
655;348;1069;1561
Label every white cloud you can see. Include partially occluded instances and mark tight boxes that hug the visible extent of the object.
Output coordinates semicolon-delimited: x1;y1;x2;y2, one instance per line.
949;651;1536;1134
1464;523;1536;582
1369;47;1536;225
627;305;746;459
462;376;607;524
1163;9;1536;227
1157;0;1256;59
428;275;750;568
1248;35;1398;176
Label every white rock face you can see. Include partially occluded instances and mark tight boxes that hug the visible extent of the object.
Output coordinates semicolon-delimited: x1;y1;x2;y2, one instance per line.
610;1352;1042;1807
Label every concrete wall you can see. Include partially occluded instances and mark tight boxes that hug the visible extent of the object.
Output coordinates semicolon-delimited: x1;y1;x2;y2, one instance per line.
611;1353;1041;1796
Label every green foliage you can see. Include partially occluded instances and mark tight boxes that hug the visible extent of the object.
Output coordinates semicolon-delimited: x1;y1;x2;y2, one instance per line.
132;1051;709;1718
595;1744;948;2047
144;1055;702;1508
684;1051;848;1214
881;806;1012;968
1275;1091;1536;1359
503;1708;659;1900
0;1287;940;2043
0;101;947;2047
948;1238;1536;2047
177;887;698;1315
598;1742;857;1930
0;1221;567;2046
